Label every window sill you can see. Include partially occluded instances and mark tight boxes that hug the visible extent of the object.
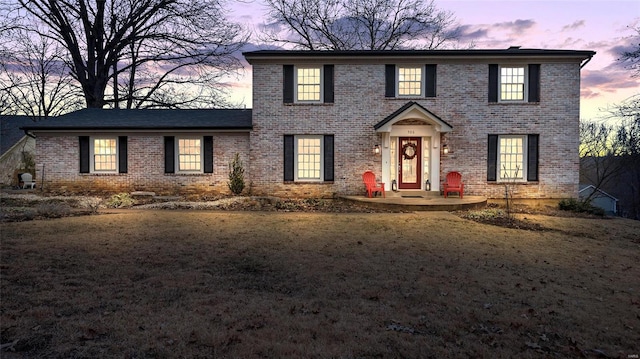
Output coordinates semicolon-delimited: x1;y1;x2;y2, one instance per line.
489;102;539;105
284;181;334;184
165;173;211;176
82;172;124;176
284;102;333;106
488;181;539;185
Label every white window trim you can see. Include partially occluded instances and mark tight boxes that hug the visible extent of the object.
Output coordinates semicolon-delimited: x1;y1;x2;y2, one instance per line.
497;134;527;182
90;136;118;173
396;65;424;97
294;65;324;103
175;136;204;173
498;65;528;103
294;135;324;182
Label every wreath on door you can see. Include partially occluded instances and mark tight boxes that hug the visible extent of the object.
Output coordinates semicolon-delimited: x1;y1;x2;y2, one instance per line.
402;142;418;160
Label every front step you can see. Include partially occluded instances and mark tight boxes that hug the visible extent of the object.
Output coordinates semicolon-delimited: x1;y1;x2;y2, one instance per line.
389;190;441;198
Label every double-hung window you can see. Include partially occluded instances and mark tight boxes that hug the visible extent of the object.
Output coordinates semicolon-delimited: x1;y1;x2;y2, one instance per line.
296;67;322;102
489;64;540;103
283;65;334;104
283;134;334;182
177;137;202;172
398;66;423;96
488;134;539;182
295;135;323;181
164;136;213;174
499;66;526;101
498;135;526;180
92;138;118;172
385;64;437;98
79;136;127;174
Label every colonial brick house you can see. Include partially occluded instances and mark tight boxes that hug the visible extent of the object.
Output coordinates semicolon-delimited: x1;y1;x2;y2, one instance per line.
22;47;595;199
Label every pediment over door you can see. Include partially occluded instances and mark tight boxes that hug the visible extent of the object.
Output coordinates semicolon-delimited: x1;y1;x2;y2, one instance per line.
374;101;453;133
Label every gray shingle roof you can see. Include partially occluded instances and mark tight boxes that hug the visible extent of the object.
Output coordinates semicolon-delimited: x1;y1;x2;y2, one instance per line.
20;108;253;131
1;115;36;154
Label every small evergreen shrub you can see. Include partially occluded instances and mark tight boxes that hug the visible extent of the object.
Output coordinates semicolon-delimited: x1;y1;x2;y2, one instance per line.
105;193;136;208
228;153;245;195
558;198;605;216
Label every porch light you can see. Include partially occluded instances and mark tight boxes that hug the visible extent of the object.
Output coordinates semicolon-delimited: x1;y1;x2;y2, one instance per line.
373;144;381;154
442;144;449;154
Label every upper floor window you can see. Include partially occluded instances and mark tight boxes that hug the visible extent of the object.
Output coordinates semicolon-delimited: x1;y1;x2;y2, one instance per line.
398;66;423;96
92;137;117;172
500;66;526;101
177;137;202;172
489;64;540;103
296;67;322;102
283;65;334;104
386;64;436;98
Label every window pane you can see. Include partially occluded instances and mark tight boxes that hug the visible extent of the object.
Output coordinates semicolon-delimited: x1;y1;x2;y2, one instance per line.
297;137;321;179
93;138;116;171
178;138;201;171
398;67;422;96
500;67;525;101
499;136;524;179
297;67;321;101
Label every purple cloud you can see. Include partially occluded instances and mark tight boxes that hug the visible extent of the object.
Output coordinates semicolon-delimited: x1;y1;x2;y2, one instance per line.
562;20;585;32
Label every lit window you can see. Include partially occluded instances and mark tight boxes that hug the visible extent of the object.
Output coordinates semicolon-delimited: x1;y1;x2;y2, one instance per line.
92;138;117;172
295;136;323;180
498;135;526;180
178;138;202;172
398;66;423;96
500;66;526;101
296;67;321;102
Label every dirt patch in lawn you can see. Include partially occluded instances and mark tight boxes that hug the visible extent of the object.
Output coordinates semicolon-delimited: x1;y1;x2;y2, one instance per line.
1;209;639;358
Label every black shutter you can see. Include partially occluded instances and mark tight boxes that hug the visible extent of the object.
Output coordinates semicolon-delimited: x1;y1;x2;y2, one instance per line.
425;64;437;97
164;136;175;173
487;134;498;181
118;136;128;173
527;134;539;181
284;135;294;181
323;65;334;103
323;135;334;181
488;64;498;103
283;65;294;103
385;64;395;97
79;136;90;173
203;136;213;173
528;64;540;103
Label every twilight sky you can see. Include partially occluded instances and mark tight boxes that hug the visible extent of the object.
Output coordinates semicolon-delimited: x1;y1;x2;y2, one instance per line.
227;0;639;121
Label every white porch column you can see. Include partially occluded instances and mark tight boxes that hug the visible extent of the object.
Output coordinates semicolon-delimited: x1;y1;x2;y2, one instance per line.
380;132;391;190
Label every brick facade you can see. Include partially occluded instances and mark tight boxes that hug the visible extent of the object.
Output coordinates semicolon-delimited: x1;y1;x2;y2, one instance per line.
29;49;593;199
246;51;589;199
36;132;249;196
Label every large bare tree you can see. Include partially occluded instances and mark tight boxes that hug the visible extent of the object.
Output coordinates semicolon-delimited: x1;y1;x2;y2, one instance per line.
0;28;83;119
1;0;247;109
261;0;461;50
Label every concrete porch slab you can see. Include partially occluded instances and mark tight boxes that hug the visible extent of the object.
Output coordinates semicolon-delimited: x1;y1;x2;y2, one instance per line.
341;191;487;211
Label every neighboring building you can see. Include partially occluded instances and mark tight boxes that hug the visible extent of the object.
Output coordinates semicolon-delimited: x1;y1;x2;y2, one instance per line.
579;184;618;215
1;115;36;187
22;47;595;199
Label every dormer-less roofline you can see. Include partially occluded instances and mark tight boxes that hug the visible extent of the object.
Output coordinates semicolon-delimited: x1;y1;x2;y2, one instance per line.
243;47;596;65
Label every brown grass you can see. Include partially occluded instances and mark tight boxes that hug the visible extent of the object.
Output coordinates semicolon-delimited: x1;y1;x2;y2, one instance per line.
1;210;639;358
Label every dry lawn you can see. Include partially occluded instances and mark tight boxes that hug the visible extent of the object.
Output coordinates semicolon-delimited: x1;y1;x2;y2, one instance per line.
1;210;639;358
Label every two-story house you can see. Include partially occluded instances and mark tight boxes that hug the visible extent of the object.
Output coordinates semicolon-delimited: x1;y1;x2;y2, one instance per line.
244;48;595;199
22;47;595;200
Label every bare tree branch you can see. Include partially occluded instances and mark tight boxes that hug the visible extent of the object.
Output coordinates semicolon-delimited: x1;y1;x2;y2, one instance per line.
261;0;461;50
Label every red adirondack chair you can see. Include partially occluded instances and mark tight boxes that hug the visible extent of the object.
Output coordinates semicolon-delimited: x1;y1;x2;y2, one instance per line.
443;171;464;198
362;171;385;198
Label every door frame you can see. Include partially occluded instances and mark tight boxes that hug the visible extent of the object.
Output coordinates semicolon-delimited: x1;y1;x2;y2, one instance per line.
398;137;422;189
